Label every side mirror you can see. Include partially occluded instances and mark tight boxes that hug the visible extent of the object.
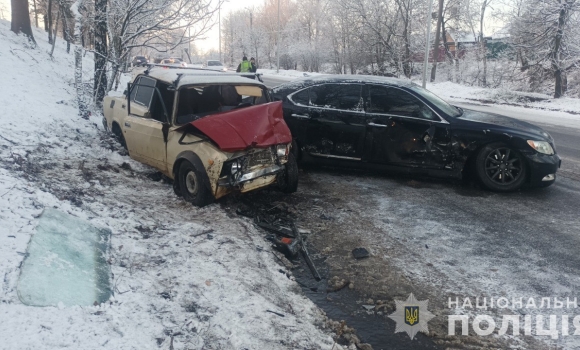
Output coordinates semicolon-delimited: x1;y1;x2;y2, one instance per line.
123;89;128;96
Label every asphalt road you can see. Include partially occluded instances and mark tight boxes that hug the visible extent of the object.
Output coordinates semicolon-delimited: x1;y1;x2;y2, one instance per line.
260;76;580;349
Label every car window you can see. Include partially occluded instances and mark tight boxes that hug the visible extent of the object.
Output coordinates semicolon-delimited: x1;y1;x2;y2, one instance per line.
409;85;461;118
208;61;223;66
310;84;362;111
150;82;174;123
290;88;309;105
368;85;435;120
131;76;156;108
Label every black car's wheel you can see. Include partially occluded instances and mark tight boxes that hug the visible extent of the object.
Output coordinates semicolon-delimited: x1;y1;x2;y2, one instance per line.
475;143;527;191
178;161;214;207
278;153;299;193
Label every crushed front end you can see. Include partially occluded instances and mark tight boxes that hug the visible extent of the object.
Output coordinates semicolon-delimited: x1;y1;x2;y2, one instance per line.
216;144;290;196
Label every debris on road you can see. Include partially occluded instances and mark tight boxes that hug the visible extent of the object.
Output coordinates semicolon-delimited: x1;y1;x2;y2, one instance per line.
236;201;322;281
351;247;369;260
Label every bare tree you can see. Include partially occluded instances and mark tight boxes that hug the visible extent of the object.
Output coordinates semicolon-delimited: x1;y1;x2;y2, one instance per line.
106;0;222;91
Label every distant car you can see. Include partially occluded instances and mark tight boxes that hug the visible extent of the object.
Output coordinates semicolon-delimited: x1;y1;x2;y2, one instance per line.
206;60;227;71
132;56;148;67
160;58;187;68
102;68;298;206
272;75;561;192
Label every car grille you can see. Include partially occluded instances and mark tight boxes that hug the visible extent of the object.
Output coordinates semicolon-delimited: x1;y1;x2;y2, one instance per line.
246;148;276;168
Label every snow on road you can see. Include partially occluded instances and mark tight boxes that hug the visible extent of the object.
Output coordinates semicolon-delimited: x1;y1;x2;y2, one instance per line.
0;21;340;349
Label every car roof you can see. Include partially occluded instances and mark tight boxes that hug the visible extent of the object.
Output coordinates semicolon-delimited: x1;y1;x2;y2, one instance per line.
290;74;415;88
141;67;265;88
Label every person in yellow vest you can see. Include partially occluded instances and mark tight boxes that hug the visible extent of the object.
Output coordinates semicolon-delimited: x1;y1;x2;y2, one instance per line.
236;56;252;73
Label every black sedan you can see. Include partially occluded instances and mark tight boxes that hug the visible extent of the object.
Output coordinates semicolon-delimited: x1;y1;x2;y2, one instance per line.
271;75;561;191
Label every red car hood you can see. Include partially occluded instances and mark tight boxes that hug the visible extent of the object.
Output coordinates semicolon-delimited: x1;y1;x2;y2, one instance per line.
190;101;292;152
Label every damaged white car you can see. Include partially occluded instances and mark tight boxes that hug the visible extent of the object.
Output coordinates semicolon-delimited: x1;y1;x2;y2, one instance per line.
103;68;298;206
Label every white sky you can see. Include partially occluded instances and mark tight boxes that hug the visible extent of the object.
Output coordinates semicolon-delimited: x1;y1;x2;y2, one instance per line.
195;0;266;53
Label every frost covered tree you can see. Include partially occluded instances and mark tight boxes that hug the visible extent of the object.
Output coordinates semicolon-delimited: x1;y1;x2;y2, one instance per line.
510;0;579;97
105;0;222;90
94;0;107;105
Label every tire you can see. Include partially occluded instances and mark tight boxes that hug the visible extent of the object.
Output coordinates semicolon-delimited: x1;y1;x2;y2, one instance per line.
178;161;214;207
475;143;527;192
291;139;302;164
112;124;127;150
278;153;299;193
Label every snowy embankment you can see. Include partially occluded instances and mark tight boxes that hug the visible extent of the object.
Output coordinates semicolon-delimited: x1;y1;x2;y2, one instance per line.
0;21;340;349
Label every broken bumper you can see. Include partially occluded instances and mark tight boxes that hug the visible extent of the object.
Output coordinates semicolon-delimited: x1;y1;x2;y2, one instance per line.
218;164;284;187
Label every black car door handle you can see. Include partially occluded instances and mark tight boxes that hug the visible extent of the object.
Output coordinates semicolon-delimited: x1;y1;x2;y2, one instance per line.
291;113;311;119
367;122;388;128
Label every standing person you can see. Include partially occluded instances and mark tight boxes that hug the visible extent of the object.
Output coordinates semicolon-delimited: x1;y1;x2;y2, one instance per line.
236;56;252;73
250;57;257;72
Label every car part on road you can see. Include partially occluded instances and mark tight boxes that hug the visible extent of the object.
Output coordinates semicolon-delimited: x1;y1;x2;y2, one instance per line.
352;247;370;259
237;202;321;281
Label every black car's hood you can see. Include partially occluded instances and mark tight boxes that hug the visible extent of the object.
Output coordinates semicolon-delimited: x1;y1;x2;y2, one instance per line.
458;109;553;141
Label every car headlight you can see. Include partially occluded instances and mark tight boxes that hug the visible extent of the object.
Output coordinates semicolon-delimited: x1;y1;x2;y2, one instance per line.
231;160;243;180
527;140;554;155
277;144;290;157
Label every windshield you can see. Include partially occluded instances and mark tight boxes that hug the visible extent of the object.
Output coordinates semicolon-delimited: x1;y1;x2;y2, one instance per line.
175;84;269;125
208;61;223;66
409;85;462;118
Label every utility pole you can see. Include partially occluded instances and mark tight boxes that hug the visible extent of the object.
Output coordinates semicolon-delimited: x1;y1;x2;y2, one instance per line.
422;0;434;88
277;0;280;73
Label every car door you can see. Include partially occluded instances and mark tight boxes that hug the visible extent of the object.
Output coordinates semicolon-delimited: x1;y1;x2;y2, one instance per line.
303;83;366;160
283;87;311;147
364;85;444;168
125;76;168;171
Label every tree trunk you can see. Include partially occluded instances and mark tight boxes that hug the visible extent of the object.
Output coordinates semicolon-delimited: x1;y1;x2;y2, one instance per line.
10;0;36;43
49;5;60;57
552;1;569;98
62;8;70;53
33;0;38;27
47;0;53;44
94;0;108;106
71;0;87;117
430;0;444;82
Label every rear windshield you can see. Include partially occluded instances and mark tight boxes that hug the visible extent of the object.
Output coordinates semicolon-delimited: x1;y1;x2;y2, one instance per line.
207;61;223;66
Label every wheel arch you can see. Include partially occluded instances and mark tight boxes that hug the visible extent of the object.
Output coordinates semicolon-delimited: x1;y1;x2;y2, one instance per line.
461;139;531;183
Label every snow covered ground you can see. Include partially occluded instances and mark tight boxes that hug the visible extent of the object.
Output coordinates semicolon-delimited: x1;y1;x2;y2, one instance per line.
0;21;342;350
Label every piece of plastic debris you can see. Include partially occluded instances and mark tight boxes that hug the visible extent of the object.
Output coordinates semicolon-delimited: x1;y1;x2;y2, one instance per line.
352;247;369;259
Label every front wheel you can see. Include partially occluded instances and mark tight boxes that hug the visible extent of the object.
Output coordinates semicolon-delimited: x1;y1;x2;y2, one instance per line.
178;161;214;207
475;143;527;192
277;153;299;193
